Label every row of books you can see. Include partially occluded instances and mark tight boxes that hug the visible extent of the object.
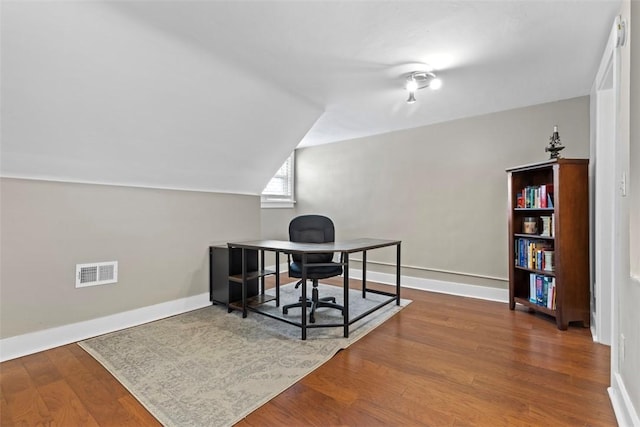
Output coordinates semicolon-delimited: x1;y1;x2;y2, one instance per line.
515;238;555;271
530;273;556;309
516;184;554;209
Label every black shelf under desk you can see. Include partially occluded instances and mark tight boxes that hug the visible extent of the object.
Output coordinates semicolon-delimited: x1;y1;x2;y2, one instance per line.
210;245;278;314
209;246;260;308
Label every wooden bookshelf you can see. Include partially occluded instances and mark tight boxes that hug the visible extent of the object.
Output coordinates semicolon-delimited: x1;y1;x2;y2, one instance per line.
506;158;590;330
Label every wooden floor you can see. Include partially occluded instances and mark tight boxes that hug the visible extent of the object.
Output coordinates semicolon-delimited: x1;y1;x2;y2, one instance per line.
1;275;616;426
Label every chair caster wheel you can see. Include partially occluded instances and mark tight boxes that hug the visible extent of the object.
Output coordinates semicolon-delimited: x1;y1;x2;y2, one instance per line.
283;308;288;315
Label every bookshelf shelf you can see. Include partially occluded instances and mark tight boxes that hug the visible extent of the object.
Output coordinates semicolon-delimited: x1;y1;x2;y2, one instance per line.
513;297;556;316
514;265;556;276
513;233;554;240
507;158;590;330
228;293;277;311
229;269;276;283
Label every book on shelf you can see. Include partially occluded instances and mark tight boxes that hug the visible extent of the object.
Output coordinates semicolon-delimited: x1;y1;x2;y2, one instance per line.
543;184;553;208
543;251;555;271
529;273;556;309
546;277;556;309
536;275;544;305
529;274;537;303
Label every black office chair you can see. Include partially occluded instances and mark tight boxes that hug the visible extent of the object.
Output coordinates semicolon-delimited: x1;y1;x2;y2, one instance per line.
282;215;344;323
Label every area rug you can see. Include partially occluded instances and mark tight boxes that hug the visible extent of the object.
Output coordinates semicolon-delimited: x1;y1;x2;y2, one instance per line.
79;283;411;427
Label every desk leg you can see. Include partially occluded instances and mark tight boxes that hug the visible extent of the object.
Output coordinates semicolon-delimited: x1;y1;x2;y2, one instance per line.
260;250;265;295
242;248;248;318
343;252;349;338
396;243;401;305
275;251;280;306
301;253;307;340
362;250;367;298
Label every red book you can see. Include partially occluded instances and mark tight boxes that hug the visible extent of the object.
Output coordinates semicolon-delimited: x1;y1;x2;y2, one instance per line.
540;185;547;208
545;184;554;207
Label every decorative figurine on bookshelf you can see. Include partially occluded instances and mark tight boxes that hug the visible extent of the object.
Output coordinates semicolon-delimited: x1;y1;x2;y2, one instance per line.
545;125;565;159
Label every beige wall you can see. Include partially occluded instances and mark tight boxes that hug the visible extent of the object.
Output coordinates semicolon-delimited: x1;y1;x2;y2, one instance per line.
260;208;293;242
262;97;590;289
0;178;260;339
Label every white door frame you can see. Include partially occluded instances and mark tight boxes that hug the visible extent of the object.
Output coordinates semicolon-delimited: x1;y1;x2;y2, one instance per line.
590;17;619;346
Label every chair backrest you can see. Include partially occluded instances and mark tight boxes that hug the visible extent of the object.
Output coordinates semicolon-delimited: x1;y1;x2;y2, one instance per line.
289;215;335;264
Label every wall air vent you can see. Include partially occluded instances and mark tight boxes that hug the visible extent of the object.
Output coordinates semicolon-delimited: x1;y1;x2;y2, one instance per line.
76;261;118;288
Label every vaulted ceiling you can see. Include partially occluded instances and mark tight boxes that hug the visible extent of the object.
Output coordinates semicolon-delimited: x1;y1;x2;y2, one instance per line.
1;1;621;194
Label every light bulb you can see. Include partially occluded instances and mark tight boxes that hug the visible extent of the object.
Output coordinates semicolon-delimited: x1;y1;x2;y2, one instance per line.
406;79;418;92
429;78;442;90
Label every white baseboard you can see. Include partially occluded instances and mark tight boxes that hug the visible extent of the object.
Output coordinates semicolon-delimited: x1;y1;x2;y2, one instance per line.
609;372;640;427
348;268;509;303
271;263;508;302
590;325;600;343
0;292;211;362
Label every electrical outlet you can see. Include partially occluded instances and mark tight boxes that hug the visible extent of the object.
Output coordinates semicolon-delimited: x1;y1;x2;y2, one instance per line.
620;172;627;197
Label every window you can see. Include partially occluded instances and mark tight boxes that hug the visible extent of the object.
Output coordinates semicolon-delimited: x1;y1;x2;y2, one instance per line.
261;152;295;208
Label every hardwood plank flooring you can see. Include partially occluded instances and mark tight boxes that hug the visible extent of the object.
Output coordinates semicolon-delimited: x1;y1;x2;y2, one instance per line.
1;275;616;426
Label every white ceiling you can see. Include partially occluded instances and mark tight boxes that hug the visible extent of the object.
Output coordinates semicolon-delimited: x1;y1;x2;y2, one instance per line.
109;0;621;147
0;1;621;194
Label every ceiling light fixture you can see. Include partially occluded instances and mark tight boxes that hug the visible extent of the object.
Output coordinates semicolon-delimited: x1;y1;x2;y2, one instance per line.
405;71;441;103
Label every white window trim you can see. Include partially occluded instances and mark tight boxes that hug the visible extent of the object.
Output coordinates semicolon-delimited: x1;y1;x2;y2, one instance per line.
261;152;296;209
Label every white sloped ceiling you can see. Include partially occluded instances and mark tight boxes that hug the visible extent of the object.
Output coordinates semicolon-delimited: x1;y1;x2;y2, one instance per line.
1;1;322;194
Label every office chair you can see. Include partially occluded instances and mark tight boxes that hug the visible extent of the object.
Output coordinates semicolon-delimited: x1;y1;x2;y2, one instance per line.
282;215;344;323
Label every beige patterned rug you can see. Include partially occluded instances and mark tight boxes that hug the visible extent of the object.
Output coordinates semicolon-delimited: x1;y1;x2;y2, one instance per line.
79;283;410;427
